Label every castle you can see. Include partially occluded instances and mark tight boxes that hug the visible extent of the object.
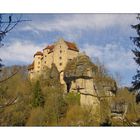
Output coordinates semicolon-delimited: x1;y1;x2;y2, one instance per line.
28;38;117;112
28;38;79;84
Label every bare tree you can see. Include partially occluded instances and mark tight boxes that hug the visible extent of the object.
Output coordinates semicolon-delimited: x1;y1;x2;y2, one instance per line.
0;14;30;108
0;14;30;73
0;14;30;46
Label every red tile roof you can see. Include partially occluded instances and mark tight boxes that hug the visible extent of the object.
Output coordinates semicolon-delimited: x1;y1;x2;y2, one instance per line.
43;40;79;52
34;51;43;57
43;45;54;51
64;41;79;52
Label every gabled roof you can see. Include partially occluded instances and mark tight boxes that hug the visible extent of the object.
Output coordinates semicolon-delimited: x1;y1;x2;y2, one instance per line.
64;41;79;52
43;45;55;54
34;51;43;57
43;45;54;51
43;40;79;52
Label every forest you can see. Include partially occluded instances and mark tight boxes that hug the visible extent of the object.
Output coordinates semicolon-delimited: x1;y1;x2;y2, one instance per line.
0;63;140;126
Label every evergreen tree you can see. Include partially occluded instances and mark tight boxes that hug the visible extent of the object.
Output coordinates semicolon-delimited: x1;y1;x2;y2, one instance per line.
32;80;45;108
131;14;140;92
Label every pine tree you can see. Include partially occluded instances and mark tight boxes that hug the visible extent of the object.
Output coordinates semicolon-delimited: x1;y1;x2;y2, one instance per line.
32;80;45;107
131;14;140;92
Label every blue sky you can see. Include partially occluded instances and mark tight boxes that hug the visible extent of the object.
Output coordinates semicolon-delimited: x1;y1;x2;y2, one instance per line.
0;14;139;86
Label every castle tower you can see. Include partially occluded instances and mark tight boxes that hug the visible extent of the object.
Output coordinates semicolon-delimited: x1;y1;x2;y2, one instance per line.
33;51;43;75
43;45;54;68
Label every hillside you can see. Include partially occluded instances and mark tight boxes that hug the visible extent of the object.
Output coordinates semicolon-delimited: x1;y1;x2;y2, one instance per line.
0;62;139;126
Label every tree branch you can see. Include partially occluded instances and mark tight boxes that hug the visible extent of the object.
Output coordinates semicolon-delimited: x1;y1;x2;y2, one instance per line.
80;92;112;99
0;96;19;108
0;70;19;84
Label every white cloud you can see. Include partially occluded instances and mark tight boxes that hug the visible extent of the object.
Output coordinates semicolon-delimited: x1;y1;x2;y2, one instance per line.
81;43;137;72
0;40;45;65
0;38;136;86
21;14;137;33
0;38;136;72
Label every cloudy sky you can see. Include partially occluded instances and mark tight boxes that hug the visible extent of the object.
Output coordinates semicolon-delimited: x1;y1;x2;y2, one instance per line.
0;14;139;86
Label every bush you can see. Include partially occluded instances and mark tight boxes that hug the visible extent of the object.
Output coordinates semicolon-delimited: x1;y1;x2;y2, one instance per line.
65;92;80;106
26;107;47;126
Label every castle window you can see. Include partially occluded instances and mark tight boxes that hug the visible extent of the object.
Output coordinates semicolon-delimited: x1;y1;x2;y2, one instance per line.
60;46;61;48
45;61;46;64
60;63;62;66
59;57;62;59
38;62;40;64
45;55;47;57
60;50;62;53
38;66;40;69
